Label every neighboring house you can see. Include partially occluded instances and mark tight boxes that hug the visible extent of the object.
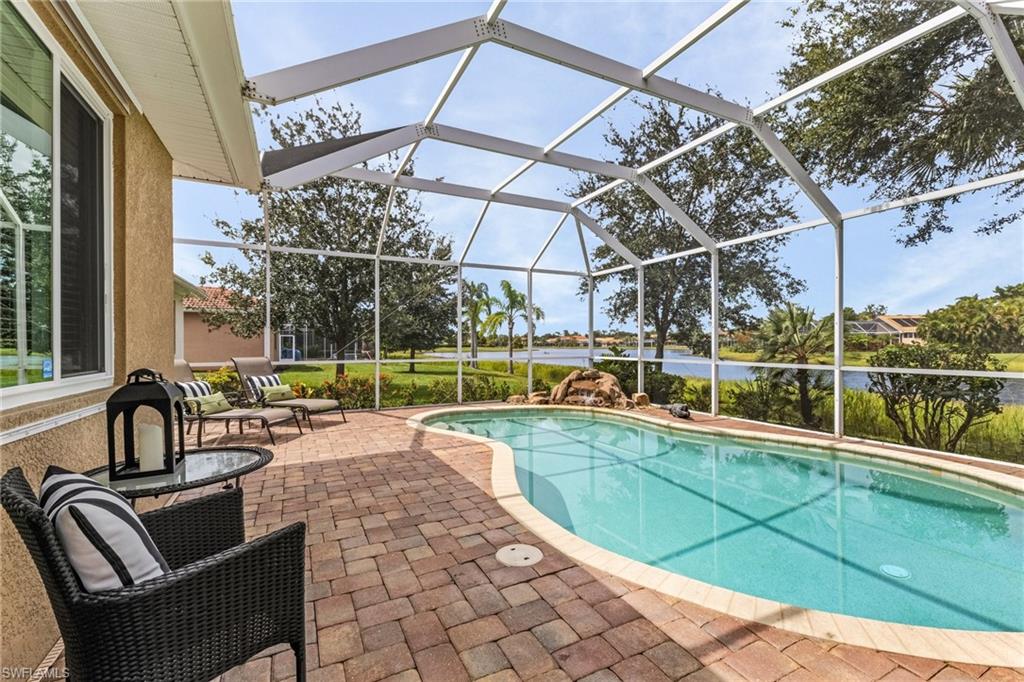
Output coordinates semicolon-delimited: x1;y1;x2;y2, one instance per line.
0;1;259;668
181;285;272;368
846;315;925;345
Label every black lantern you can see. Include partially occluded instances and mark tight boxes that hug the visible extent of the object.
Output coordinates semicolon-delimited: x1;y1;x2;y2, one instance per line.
106;368;186;480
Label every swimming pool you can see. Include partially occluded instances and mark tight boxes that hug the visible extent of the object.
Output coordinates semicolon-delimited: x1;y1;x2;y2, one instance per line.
425;408;1023;633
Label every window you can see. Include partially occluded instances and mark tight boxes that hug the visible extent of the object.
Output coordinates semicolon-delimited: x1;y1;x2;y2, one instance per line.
0;2;111;406
60;80;104;376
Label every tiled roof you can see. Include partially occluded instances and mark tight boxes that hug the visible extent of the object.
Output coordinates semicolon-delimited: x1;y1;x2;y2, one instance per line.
183;286;238;311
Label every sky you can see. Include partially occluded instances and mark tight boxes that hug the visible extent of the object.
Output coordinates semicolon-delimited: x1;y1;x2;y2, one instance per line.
172;0;1024;338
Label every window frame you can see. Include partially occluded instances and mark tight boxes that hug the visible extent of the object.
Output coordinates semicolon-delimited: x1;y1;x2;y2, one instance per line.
1;1;114;410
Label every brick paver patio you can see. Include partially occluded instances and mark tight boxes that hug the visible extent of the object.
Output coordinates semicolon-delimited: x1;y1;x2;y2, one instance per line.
161;407;1020;682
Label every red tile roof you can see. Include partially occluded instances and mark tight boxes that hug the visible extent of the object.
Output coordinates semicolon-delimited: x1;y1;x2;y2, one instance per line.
183;286;238;311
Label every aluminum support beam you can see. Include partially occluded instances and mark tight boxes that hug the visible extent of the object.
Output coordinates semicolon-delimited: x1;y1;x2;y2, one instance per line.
992;0;1024;15
456;268;464;403
530;213;571;269
573;217;592;275
587;275;595;369
429;124;637;181
636;266;645;394
748;120;843;228
710;251;720;416
571;209;643;268
266;125;424;189
459;202;491;263
635;177;717;251
490;19;752;123
955;0;1024;110
573;6;969;207
833;222;844;437
376;187;397;256
394;0;508;177
261;190;272;357
334;166;571;212
374;258;381;410
492;0;749;193
527;270;534;392
246;17;488;103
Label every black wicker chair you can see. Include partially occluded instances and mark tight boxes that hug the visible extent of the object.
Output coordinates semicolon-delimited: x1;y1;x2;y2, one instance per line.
1;467;306;682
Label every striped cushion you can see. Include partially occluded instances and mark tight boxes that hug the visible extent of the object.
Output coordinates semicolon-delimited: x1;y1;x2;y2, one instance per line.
175;380;212;398
40;467;168;593
247;373;281;397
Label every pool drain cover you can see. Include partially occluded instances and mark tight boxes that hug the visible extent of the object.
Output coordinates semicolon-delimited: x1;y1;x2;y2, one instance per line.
880;564;911;579
496;544;543;567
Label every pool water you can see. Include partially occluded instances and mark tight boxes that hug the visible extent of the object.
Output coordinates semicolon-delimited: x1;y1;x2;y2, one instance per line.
428;410;1024;632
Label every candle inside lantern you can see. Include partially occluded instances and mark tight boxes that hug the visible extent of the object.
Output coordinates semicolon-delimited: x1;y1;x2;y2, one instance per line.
137;423;164;472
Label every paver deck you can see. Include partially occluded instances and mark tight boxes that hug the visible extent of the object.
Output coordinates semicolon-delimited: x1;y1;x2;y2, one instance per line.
147;407;1021;681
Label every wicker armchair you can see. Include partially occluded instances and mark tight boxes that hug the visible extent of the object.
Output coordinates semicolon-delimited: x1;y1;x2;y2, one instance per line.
1;467;306;682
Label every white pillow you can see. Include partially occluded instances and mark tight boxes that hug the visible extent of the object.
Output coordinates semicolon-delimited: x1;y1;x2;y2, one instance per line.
40;467;168;593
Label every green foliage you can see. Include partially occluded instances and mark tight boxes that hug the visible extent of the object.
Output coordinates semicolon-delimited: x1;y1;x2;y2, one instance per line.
918;284;1024;353
568;97;805;359
291;373;385;410
428;375;514;404
481;280;545;374
202;366;242;396
779;1;1023;245
462;280;494;368
755;303;833;426
668;377;713;413
867;344;1005;452
727;368;833;430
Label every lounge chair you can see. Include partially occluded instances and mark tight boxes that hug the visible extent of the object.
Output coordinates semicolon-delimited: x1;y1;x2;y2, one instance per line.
171;360;302;447
232;357;346;429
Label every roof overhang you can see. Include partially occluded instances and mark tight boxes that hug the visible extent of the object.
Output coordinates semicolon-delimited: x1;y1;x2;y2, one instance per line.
173;274;206;301
78;0;261;189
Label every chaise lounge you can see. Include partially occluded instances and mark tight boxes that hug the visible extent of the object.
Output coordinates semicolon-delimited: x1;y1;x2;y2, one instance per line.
172;360;303;446
232;356;346;429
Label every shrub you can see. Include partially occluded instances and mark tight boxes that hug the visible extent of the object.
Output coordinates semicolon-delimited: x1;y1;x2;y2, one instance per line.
669;377;712;412
299;373;387;409
201;365;242;395
463;375;513;402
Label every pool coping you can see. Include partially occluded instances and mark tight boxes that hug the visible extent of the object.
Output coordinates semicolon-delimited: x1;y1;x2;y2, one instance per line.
407;404;1024;668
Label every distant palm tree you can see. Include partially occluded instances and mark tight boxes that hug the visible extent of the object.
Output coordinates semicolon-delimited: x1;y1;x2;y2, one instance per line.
482;280;545;374
463;280;495;369
756;303;833;426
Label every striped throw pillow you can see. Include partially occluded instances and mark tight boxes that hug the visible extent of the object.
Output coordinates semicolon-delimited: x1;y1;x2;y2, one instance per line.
40;467;168;593
247;373;281;397
175;380;212;398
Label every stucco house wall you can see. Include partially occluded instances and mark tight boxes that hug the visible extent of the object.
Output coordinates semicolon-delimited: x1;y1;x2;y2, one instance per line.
183;311;269;366
0;2;174;669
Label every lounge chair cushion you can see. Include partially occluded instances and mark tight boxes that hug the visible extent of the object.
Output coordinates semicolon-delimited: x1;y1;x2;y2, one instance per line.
268;398;340;413
246;374;282;397
174;380;212;398
40;467;169;592
194;392;234;415
260;384;294;401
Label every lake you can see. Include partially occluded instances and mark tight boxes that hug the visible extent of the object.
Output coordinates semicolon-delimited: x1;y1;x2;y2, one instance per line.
428;347;1023;404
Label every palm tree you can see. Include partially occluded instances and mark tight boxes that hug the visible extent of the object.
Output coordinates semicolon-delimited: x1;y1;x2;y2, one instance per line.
755;303;833;426
482;280;545;374
462;280;495;369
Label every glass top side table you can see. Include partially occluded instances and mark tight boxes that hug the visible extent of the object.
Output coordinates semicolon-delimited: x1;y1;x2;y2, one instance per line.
85;446;273;501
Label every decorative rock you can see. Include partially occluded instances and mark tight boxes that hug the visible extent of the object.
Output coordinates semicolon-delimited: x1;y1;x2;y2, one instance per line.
506;395;527;405
632;393;650;407
549;371;629;410
529;391;549;400
527;395;549;405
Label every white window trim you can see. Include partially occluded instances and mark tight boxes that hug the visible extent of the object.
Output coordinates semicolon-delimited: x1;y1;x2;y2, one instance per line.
1;2;115;411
